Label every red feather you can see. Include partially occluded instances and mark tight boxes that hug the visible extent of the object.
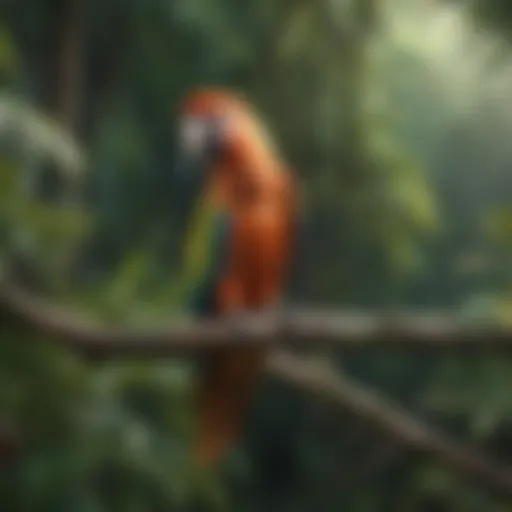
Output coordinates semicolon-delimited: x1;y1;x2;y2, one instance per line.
181;88;298;467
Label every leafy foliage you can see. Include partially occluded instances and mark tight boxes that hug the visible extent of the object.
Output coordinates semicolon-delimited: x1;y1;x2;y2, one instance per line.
2;0;512;510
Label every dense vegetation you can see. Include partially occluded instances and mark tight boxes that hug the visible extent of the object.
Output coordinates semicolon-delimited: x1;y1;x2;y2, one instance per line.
1;0;512;510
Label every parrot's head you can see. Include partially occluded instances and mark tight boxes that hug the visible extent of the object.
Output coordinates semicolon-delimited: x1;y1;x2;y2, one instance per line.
173;88;279;235
175;88;276;181
177;89;235;166
172;88;244;238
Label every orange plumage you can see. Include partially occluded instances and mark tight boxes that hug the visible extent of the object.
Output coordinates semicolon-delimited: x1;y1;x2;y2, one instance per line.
178;88;298;467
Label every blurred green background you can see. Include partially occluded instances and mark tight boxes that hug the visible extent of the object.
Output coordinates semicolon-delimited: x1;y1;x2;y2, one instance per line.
2;0;512;510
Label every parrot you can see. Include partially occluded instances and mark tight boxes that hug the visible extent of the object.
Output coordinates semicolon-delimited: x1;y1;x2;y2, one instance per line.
174;87;299;468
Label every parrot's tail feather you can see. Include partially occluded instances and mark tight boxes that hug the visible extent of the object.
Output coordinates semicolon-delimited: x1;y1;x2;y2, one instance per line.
194;348;266;468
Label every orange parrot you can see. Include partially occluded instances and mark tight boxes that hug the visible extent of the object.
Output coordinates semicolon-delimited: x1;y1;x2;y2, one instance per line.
174;88;298;468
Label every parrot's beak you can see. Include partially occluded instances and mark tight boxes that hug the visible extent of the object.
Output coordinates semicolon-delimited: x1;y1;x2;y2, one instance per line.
173;118;210;238
174;114;226;179
173;143;206;192
173;113;227;213
173;147;204;207
175;117;211;187
177;116;208;163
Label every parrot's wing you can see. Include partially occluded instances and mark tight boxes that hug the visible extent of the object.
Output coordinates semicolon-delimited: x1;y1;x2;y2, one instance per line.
180;195;232;317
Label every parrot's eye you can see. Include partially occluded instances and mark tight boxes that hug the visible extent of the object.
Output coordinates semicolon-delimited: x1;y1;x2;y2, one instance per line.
180;115;226;159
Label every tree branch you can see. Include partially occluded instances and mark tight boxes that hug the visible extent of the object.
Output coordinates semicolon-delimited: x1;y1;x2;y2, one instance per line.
1;282;512;356
3;281;512;496
267;351;512;498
